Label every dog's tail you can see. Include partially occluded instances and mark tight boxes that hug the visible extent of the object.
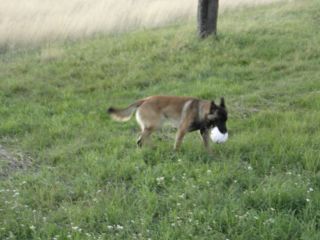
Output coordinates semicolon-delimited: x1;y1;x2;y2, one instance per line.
107;99;145;122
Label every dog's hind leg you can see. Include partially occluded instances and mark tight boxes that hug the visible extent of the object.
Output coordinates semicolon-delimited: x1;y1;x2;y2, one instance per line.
137;127;154;147
135;107;159;147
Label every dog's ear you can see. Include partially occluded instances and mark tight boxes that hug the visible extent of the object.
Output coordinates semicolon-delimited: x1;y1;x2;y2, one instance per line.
210;101;217;111
220;97;225;108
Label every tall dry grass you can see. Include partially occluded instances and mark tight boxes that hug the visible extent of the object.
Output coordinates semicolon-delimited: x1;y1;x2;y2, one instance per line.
0;0;286;47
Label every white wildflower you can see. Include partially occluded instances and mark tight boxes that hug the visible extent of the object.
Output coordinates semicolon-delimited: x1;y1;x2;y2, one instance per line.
156;177;165;184
116;225;124;230
72;226;81;232
179;193;185;199
264;218;275;225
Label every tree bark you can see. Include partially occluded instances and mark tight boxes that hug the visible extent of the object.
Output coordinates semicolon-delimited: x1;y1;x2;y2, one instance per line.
198;0;219;38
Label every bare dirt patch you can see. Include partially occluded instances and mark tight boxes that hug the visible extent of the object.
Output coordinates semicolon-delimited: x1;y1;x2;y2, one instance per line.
0;145;32;178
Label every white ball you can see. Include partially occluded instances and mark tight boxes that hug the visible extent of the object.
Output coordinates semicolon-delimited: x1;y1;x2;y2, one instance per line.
210;127;228;144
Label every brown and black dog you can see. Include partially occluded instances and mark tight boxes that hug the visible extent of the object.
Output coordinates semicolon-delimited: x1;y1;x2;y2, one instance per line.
108;96;228;151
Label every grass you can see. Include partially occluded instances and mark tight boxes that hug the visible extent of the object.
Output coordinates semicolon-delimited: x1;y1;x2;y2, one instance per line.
1;0;320;239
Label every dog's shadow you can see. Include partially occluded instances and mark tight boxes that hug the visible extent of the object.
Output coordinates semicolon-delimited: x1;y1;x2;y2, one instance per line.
140;144;216;166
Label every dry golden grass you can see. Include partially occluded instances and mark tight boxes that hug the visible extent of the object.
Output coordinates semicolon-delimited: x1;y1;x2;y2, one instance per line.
0;0;286;47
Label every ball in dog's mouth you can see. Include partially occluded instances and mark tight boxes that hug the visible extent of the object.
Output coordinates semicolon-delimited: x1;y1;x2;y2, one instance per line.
210;127;228;144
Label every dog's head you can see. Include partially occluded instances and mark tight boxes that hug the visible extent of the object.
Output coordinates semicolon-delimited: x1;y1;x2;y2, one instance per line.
207;97;228;133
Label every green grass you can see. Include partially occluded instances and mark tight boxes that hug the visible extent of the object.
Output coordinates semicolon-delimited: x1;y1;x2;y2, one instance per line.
1;0;320;239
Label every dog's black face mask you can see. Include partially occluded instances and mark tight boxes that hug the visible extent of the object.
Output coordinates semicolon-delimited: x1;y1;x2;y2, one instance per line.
207;98;228;133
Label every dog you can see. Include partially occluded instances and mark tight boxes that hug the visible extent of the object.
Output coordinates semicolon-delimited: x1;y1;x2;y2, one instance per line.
107;96;228;151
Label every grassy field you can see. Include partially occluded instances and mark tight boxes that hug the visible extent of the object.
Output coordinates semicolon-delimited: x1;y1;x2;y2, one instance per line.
0;0;285;48
1;0;320;239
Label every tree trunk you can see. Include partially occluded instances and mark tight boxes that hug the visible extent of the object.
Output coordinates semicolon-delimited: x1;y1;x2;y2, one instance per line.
198;0;219;38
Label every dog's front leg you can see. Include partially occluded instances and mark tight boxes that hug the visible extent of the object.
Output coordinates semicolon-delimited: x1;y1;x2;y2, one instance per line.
174;118;193;150
174;100;198;151
174;128;187;151
200;128;212;153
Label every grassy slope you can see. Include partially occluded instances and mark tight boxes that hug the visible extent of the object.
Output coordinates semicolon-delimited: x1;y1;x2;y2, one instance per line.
1;0;320;239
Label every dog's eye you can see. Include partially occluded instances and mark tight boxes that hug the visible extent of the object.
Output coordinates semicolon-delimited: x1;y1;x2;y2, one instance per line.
207;113;218;121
